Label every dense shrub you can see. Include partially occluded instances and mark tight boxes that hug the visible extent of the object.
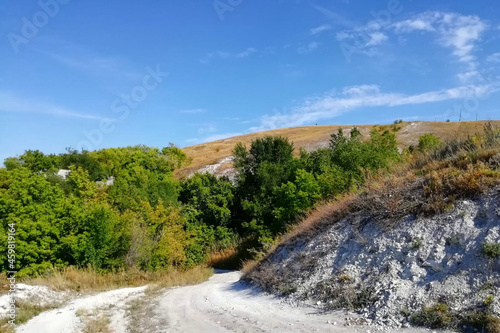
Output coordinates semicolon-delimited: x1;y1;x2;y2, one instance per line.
482;243;500;258
418;133;442;152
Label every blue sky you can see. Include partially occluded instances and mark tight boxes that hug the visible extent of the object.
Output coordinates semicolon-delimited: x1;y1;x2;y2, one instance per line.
1;0;500;162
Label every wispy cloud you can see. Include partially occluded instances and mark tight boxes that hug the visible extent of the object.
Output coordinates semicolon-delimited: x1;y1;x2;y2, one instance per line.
392;12;487;65
312;5;354;28
200;47;257;64
392;13;437;33
0;91;107;121
298;42;319;54
365;32;388;46
310;24;332;35
487;52;500;63
457;70;480;83
37;46;140;79
336;11;488;68
236;47;257;58
251;84;496;131
179;108;207;114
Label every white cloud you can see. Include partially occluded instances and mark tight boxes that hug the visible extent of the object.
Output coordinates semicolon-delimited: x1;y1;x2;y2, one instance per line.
336;11;488;67
200;48;257;63
365;32;388;46
487;52;500;63
179;108;206;114
0;91;107;121
392;12;439;32
457;70;480;83
335;26;387;53
439;14;487;63
336;31;353;40
236;47;257;58
251;84;495;131
298;42;319;54
391;12;487;65
310;24;332;35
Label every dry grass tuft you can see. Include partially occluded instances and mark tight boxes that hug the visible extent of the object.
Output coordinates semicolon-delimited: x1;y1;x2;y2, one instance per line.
81;315;110;333
14;300;60;325
486;315;500;333
280;194;357;245
206;247;241;270
241;259;259;274
0;299;61;332
0;274;9;294
147;266;213;294
0;319;13;333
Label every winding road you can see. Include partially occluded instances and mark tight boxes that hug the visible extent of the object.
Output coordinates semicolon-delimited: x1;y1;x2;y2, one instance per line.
155;270;429;333
16;270;436;332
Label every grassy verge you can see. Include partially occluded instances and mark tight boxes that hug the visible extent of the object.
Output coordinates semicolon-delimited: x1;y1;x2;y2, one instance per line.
0;299;62;333
19;265;213;293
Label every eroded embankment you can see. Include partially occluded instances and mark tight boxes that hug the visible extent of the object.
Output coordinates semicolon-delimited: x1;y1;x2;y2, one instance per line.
245;186;500;330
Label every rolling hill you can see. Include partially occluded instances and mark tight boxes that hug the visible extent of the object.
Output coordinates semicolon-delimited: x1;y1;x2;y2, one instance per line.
177;121;500;178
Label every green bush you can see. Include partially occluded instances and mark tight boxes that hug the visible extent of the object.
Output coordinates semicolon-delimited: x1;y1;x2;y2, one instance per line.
418;134;442;152
482;242;500;258
411;303;453;329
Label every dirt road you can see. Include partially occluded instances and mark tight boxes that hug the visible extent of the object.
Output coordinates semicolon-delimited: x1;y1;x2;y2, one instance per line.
155;270;432;333
15;271;439;332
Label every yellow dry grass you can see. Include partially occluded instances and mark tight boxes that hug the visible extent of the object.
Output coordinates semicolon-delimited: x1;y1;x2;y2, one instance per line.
20;266;213;293
177;121;500;178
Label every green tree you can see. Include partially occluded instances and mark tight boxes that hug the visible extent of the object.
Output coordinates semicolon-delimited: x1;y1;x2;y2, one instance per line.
179;173;234;227
272;169;320;228
17;150;58;173
162;144;189;169
0;167;65;275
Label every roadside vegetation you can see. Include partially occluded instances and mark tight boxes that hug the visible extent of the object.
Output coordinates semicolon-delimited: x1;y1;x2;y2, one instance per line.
1;122;499;331
2;123;499;278
243;122;500;332
0;124;401;280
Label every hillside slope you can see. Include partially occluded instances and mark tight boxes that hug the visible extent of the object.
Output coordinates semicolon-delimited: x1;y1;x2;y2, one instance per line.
245;189;500;329
243;142;500;331
178;121;500;178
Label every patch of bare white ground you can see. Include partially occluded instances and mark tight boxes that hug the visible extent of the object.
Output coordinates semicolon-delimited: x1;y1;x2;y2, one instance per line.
15;285;146;333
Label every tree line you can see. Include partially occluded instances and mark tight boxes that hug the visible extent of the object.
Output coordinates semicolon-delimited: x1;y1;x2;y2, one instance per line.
0;127;401;276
